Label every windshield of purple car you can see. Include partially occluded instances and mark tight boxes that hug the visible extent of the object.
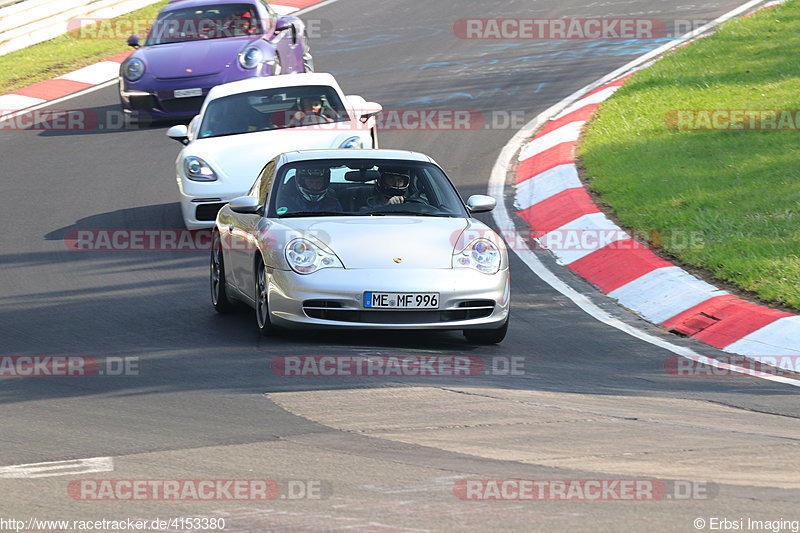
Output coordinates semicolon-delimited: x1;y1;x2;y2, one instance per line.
198;86;349;138
146;4;262;45
269;160;468;218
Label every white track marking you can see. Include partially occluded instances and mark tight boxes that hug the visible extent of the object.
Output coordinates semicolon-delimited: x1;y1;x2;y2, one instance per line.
518;120;583;161
540;213;630;265
271;5;299;15
514;164;582;210
0;457;113;478
56;61;122;84
608;267;728;323
489;0;800;387
725;317;800;356
554;86;621;118
0;94;45;112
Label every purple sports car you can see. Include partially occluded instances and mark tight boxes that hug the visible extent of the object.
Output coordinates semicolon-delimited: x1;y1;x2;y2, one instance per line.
119;0;313;121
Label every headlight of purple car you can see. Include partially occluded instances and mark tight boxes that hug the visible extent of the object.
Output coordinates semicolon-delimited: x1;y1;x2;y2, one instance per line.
124;58;145;82
239;47;264;69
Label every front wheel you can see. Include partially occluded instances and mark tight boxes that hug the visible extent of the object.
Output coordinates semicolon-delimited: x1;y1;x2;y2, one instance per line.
255;259;278;336
464;315;508;345
210;230;235;313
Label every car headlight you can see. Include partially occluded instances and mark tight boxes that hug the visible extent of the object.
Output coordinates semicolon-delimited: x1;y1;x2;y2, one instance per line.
239;47;263;69
124;58;145;81
339;136;363;149
183;156;218;182
453;239;501;274
285;239;343;274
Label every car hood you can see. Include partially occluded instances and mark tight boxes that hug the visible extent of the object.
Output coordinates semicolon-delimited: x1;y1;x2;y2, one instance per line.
277;217;471;269
189;129;365;188
139;37;255;78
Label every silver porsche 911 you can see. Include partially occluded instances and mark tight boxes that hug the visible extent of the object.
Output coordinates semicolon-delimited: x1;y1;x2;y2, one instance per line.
210;149;510;344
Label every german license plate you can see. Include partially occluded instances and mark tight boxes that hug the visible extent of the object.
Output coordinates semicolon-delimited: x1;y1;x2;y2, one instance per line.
174;88;202;98
364;292;439;309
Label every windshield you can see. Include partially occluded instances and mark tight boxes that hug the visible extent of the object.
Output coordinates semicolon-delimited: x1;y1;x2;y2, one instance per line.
146;4;262;45
269;159;468;218
198;86;350;139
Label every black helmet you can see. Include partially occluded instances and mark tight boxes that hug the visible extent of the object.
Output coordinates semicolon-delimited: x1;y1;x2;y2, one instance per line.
377;167;410;198
295;167;331;202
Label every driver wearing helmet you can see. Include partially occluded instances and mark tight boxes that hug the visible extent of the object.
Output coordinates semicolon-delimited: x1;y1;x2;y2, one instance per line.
362;167;425;210
282;167;342;213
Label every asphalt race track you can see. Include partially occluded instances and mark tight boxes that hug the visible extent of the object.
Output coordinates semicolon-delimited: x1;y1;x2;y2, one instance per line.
1;0;798;531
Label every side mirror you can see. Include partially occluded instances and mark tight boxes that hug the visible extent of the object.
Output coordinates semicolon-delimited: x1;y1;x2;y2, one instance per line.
166;125;189;145
127;35;140;48
275;17;297;43
229;196;262;214
347;95;382;123
466;195;496;213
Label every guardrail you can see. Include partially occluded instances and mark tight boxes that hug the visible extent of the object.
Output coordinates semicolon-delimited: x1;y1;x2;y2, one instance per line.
0;0;161;56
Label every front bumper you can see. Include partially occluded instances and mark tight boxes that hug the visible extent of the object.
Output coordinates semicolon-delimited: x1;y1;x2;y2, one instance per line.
266;267;510;330
119;69;256;120
178;175;256;230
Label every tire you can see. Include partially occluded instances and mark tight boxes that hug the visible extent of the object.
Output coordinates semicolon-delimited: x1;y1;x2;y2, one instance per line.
464;315;509;345
210;230;235;313
255;258;278;336
371;126;379;149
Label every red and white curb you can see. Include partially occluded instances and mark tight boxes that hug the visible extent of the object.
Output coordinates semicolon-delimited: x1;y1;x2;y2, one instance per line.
0;0;325;115
0;51;132;113
509;0;798;361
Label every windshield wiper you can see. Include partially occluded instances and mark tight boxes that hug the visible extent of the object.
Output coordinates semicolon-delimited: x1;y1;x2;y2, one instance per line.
279;211;351;218
370;211;452;217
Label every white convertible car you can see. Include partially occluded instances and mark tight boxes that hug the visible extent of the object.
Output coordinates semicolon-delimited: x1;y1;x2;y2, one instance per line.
166;73;381;229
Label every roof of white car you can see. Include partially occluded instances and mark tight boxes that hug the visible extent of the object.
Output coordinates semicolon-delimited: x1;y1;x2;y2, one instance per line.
207;73;341;100
281;149;435;164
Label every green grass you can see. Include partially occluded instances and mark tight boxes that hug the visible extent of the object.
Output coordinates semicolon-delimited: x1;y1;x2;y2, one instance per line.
0;0;169;94
578;0;800;311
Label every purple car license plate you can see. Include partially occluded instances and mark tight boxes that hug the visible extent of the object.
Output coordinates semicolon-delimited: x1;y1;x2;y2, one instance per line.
363;292;439;309
174;88;202;98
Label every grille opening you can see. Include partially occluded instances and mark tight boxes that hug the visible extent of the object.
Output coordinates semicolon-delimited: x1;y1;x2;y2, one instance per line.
160;96;205;113
303;300;344;309
129;94;157;111
458;300;495;308
195;203;226;221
